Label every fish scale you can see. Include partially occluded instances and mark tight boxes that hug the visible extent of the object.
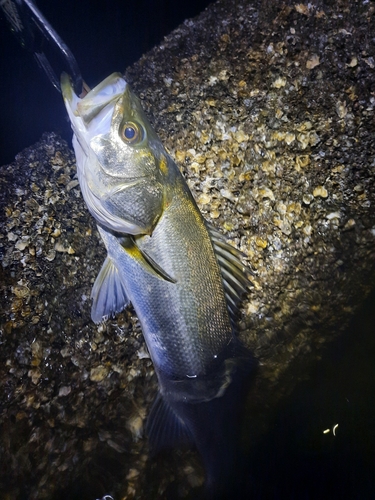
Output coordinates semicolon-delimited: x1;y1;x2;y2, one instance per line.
135;182;231;377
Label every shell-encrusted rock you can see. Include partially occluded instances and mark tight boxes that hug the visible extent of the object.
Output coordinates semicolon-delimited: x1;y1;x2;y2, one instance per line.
313;186;329;198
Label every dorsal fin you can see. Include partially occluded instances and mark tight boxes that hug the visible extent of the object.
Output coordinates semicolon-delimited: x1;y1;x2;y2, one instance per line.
206;223;254;324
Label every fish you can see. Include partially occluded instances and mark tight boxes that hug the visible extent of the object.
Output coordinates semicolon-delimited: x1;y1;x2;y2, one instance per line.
61;72;255;495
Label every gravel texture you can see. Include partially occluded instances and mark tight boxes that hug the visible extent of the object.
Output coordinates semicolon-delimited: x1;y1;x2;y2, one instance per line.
1;0;375;498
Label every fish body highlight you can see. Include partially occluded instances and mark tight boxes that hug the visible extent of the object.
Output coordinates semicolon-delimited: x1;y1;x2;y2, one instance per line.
61;72;255;492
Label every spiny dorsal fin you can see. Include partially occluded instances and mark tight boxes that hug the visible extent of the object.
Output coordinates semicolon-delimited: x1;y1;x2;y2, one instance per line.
91;256;130;323
206;223;254;323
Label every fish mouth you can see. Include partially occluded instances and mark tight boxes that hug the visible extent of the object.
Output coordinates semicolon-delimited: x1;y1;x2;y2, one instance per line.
61;72;126;126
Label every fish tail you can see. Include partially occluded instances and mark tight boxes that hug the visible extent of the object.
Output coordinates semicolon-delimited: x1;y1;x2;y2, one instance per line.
147;345;257;498
192;364;255;499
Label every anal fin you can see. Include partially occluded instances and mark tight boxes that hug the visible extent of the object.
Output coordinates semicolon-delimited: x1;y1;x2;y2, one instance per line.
146;392;194;454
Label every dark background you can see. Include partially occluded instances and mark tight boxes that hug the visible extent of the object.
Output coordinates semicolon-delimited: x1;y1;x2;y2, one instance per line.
0;0;212;166
246;289;375;499
1;1;375;498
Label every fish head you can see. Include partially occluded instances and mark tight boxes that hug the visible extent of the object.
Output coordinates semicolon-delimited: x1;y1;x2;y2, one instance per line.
61;72;167;235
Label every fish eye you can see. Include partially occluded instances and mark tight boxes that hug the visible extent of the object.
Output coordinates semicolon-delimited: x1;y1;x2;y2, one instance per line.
120;121;143;144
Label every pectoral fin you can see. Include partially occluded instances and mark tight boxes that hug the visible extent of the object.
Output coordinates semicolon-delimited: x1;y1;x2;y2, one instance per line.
121;237;176;284
91;256;130;323
91;228;176;322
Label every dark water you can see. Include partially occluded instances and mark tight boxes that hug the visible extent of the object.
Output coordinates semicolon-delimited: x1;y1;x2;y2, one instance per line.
242;288;375;499
0;0;212;166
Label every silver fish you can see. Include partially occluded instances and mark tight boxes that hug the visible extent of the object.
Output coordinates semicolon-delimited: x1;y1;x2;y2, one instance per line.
61;72;254;493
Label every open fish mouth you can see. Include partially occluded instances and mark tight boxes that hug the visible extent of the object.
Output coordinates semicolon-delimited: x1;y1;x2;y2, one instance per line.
61;72;126;127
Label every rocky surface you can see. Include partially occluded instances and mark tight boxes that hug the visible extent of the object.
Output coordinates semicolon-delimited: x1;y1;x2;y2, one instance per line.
1;0;375;498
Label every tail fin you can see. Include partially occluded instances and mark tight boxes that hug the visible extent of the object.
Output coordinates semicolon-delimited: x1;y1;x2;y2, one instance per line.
147;344;257;498
189;356;256;499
